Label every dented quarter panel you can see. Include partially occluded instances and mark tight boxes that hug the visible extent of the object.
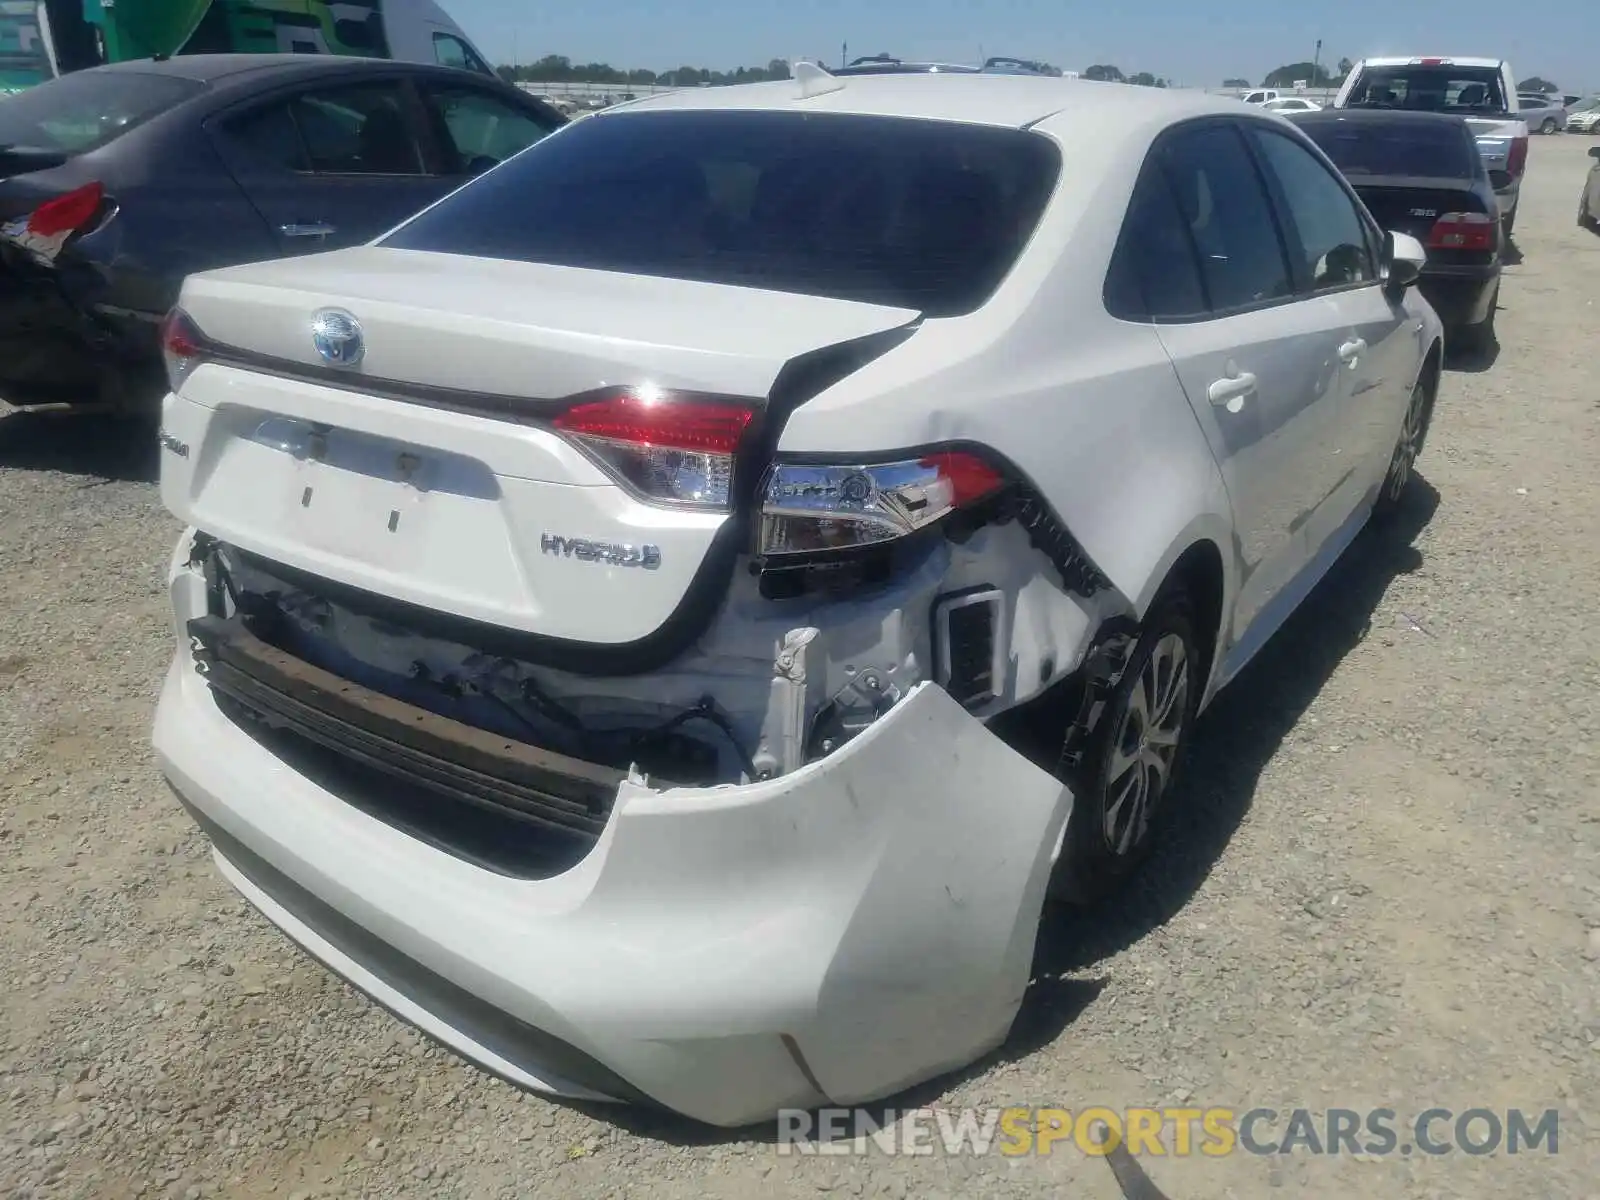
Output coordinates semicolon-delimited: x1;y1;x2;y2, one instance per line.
775;114;1239;647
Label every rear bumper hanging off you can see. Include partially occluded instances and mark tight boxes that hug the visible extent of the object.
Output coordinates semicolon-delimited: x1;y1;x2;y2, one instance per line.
155;532;1076;1127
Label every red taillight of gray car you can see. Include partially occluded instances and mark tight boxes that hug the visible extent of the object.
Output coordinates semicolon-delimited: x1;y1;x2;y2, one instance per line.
1507;134;1529;178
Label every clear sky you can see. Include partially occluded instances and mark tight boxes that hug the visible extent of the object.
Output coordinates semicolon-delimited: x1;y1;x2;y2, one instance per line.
446;0;1592;93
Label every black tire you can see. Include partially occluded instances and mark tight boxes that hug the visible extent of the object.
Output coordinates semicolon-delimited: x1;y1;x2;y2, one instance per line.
1502;207;1517;237
1049;587;1201;905
1373;372;1435;523
1541;118;1559;134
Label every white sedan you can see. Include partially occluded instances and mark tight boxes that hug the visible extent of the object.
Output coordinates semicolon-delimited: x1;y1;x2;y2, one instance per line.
152;68;1444;1126
1262;96;1323;113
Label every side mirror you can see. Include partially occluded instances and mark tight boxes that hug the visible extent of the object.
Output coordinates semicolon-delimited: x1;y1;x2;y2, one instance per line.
1383;230;1426;292
1589;145;1600;160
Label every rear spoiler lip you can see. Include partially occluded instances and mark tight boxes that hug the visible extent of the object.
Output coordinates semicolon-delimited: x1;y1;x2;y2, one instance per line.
1348;173;1489;192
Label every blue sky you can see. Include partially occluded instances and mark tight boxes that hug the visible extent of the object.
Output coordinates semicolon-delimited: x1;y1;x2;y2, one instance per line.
448;0;1591;93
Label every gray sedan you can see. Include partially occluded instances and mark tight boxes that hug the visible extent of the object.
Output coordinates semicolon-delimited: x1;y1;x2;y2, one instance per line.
1517;93;1569;134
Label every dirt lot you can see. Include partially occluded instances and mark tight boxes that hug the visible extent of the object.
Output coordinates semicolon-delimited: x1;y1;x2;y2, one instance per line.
3;136;1598;1200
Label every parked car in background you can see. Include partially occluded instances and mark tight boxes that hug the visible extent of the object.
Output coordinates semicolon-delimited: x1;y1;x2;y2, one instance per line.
980;56;1064;77
1262;96;1321;114
1334;56;1529;235
0;54;564;414
1241;88;1282;104
1566;98;1600;133
1290;108;1503;352
152;72;1443;1128
1516;92;1568;134
1579;145;1600;231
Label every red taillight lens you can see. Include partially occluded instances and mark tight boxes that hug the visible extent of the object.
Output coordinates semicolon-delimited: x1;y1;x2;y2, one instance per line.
553;389;757;509
1507;135;1529;177
160;307;206;393
26;181;106;239
758;449;1009;556
1426;212;1495;251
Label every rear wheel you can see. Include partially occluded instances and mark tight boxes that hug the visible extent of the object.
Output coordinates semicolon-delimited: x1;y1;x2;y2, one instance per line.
1502;206;1517;237
1373;373;1434;522
1049;588;1200;905
1541;117;1559;134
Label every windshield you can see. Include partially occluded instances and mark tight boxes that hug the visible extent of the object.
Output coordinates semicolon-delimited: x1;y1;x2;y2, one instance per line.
0;69;202;153
1297;118;1478;180
381;109;1062;317
1344;65;1508;114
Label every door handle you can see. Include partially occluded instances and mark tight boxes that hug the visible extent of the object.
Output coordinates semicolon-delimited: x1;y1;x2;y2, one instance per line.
1207;371;1258;412
1339;338;1367;364
280;222;336;239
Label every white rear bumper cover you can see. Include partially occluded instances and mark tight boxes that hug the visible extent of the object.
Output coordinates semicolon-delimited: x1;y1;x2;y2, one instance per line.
154;557;1074;1128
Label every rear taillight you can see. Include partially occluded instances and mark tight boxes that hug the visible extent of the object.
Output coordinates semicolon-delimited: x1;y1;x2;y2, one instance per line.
1507;134;1529;178
160;307;206;393
757;450;1006;557
26;181;106;238
552;388;758;509
1426;212;1496;251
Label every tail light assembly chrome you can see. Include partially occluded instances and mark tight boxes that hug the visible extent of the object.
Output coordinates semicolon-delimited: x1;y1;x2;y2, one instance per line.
758;451;1006;556
553;388;757;510
754;449;1008;597
1426;211;1496;251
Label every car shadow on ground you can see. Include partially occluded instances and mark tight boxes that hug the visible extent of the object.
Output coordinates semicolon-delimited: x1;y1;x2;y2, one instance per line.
1501;236;1524;267
566;478;1440;1149
0;412;159;485
1444;335;1501;373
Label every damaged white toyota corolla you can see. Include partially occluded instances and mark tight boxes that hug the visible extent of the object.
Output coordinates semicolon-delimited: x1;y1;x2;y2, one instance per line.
152;70;1444;1126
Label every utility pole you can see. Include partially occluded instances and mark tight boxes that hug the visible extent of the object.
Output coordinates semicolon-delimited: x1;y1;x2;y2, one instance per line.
841;41;847;68
1312;38;1322;86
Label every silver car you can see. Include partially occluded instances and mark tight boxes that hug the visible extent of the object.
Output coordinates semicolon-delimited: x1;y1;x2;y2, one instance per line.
1517;92;1568;134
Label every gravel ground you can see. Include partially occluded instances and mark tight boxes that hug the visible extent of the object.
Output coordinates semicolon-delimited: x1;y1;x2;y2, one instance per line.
3;137;1598;1200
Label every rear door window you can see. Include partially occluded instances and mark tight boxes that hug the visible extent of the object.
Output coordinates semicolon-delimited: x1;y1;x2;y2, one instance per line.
220;82;425;176
1246;125;1376;292
380;109;1062;316
419;82;559;175
0;69;202;155
1151;123;1294;312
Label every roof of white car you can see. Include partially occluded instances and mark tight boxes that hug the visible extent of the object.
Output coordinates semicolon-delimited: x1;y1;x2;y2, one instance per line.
598;72;1244;130
1355;55;1506;68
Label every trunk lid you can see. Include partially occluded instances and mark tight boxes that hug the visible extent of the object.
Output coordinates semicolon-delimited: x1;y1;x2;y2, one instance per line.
163;247;919;652
1351;176;1492;240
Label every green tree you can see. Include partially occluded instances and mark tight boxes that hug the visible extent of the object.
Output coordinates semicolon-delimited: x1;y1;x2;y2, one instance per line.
1223;77;1251;88
1517;76;1558;93
1083;64;1125;83
1336;57;1353;78
1262;61;1337;88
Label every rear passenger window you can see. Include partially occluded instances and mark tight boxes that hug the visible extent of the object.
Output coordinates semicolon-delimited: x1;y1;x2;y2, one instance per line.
224;103;309;172
1155;125;1293;312
1247;126;1375;291
291;83;423;175
1105;162;1208;321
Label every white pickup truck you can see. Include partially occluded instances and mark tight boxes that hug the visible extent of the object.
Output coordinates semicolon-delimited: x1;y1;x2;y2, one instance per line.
1335;56;1530;235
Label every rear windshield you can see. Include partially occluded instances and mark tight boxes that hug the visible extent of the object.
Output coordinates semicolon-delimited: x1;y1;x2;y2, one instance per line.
381;109;1062;316
1296;118;1478;180
1343;65;1508;115
0;69;202;155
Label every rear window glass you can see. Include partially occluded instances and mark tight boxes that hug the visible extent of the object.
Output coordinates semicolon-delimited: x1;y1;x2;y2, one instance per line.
1343;65;1507;114
380;109;1062;316
1296;118;1477;180
0;69;201;154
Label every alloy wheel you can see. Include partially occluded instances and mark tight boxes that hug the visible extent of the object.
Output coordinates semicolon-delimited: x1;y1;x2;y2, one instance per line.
1102;632;1190;855
1384;381;1429;504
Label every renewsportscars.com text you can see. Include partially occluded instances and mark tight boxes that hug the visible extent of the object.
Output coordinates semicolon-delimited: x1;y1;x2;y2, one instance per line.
775;1106;1561;1158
